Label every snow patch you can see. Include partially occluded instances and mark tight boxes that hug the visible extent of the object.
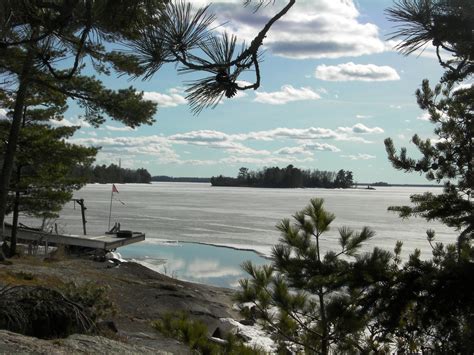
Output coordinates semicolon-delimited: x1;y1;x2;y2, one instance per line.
220;318;276;354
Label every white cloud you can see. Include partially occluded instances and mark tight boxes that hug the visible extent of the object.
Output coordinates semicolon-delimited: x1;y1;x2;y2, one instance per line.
193;0;386;60
385;39;452;61
337;123;384;134
69;122;383;168
49;117;91;128
0;108;8;120
233;90;248;99
341;153;376;160
237;127;374;143
170;131;270;155
79;130;98;136
205;141;271;156
305;142;340;152
417;108;450;122
254;85;320;105
221;155;313;166
276;146;313;156
184;260;241;279
276;142;340;156
69;135;180;163
417;112;431;121
143;89;187;108
390;104;402;109
356;114;372;119
315;62;400;82
170;130;229;143
452;82;473;93
105;125;136;132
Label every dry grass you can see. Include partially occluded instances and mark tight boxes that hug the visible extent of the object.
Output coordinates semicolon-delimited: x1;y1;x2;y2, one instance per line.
0;285;94;339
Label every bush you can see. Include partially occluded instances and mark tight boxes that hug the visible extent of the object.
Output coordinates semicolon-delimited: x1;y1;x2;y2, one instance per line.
62;281;117;322
237;198;474;353
0;281;116;339
0;285;93;339
152;312;262;355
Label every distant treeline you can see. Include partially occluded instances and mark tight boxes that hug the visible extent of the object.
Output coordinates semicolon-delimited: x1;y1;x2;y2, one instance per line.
357;182;442;188
151;176;211;183
371;181;390;186
72;164;152;183
211;165;354;188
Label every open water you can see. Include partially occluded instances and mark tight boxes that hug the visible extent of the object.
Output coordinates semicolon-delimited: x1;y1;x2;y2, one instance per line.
21;182;457;288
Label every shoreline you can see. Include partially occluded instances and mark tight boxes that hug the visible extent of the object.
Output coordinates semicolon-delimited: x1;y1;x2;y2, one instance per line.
133;238;271;258
0;255;244;354
121;240;271;289
173;240;272;259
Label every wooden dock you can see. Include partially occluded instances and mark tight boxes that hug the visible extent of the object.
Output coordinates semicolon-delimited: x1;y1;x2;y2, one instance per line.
2;223;145;252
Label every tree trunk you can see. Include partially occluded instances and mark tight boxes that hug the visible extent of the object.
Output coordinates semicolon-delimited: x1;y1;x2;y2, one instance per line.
319;292;329;355
0;48;34;255
10;187;21;258
9;166;22;257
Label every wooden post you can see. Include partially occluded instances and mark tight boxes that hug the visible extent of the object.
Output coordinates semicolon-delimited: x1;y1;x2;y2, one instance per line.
73;199;87;235
108;188;114;230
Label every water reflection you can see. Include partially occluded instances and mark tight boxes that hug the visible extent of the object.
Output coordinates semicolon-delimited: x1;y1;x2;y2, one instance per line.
120;241;268;289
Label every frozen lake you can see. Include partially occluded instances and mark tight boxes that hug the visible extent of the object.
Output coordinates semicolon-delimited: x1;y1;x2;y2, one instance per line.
18;182;457;287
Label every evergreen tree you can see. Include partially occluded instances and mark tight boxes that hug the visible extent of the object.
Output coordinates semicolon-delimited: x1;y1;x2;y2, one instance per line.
0;0;295;256
3;124;97;256
212;166;354;189
334;169;345;188
0;82;97;256
237;199;396;354
384;80;473;244
0;0;161;249
374;0;474;351
73;164;152;184
236;1;473;353
385;0;473;246
387;0;474;83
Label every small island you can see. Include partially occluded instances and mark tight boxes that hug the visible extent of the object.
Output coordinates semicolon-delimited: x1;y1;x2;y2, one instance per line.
211;165;354;189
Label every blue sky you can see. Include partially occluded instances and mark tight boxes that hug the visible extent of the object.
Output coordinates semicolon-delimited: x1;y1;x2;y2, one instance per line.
53;0;450;183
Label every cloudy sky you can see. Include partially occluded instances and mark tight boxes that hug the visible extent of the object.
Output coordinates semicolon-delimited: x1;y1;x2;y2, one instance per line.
57;0;449;183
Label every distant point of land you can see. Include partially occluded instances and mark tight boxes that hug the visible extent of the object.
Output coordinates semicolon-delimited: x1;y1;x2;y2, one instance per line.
151;176;211;183
357;182;442;188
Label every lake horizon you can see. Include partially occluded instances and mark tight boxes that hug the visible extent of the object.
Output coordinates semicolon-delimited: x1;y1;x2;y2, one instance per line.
11;182;457;288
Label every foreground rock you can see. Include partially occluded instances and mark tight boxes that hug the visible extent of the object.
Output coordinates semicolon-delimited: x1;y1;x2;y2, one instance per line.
0;257;240;354
0;330;170;354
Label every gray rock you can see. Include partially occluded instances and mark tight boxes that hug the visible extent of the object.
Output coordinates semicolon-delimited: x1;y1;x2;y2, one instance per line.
0;330;172;354
239;319;255;326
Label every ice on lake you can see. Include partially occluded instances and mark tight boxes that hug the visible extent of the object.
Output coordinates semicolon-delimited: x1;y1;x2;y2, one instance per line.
17;182;457;288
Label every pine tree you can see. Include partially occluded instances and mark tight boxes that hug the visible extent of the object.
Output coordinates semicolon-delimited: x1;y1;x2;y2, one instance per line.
237;199;397;354
0;1;162;251
385;0;473;248
384;80;473;245
387;0;474;83
0;82;97;256
376;1;474;351
0;0;295;257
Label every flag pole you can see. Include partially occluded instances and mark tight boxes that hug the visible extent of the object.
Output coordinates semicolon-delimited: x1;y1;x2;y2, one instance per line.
108;185;114;230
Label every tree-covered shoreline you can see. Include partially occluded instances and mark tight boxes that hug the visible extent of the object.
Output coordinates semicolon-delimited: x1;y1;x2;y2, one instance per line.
211;165;354;189
72;164;152;184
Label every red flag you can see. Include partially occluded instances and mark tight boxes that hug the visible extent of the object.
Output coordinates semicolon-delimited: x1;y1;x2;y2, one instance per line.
112;184;119;193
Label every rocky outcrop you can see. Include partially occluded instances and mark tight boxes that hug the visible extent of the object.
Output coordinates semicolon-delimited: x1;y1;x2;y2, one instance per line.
0;257;239;354
0;330;171;354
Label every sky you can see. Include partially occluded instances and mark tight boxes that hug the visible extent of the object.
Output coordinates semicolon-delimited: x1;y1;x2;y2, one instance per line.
51;0;452;183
